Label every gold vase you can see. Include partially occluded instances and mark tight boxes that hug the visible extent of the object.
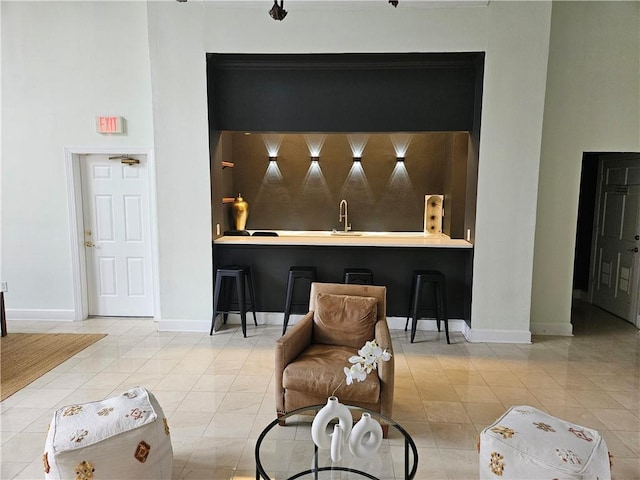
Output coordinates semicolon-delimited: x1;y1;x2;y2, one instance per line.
231;194;249;231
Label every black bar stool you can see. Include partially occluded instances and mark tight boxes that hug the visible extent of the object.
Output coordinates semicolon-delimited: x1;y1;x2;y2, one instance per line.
343;268;373;285
210;265;257;338
405;270;450;344
282;266;317;335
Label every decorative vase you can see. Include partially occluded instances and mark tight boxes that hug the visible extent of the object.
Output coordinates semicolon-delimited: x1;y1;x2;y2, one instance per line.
330;424;344;462
348;412;383;458
311;396;353;453
231;194;249;231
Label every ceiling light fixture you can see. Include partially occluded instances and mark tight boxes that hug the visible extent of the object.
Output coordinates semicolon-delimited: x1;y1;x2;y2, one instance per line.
389;1;399;7
269;0;287;21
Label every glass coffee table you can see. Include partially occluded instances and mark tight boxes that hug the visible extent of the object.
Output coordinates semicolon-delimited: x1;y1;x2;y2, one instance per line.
255;405;418;479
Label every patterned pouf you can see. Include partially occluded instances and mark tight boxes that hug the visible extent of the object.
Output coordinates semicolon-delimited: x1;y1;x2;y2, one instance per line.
43;386;172;479
479;405;610;479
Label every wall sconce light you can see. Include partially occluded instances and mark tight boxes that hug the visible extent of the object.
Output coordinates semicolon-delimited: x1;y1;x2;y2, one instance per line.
269;0;287;20
269;156;278;162
396;156;405;162
353;156;362;162
310;156;320;162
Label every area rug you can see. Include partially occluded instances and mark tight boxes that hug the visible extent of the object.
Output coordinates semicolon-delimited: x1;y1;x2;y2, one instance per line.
0;333;107;401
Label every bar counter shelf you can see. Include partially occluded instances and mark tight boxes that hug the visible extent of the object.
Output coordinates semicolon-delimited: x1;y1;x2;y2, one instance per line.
214;230;473;248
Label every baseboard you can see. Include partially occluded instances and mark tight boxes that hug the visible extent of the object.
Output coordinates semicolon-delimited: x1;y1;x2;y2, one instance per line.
6;309;76;321
530;322;573;336
465;327;532;344
386;316;467;333
159;313;470;334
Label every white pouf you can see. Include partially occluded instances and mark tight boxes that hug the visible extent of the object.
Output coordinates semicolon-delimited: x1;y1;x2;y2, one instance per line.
479;405;610;479
43;386;172;480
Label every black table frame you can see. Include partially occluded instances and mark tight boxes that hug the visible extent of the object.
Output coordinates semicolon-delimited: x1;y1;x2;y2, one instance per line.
255;404;419;480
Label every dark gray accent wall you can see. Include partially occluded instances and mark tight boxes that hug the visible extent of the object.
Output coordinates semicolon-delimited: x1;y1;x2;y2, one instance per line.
207;53;484;132
208;52;483;239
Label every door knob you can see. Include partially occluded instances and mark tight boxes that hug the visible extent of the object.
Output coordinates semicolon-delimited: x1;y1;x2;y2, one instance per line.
635;235;639;240
628;247;639;253
85;241;96;248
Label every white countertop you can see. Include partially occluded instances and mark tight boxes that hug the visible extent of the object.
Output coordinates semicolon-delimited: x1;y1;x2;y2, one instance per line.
214;230;473;248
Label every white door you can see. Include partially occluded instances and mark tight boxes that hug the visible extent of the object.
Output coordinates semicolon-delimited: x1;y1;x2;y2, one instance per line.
592;155;640;326
80;154;154;316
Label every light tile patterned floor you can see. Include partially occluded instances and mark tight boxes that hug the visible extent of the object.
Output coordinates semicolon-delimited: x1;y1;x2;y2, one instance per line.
1;301;638;479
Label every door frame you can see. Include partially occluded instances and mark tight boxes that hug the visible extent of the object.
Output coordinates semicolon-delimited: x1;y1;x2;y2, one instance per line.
64;146;161;321
589;153;640;327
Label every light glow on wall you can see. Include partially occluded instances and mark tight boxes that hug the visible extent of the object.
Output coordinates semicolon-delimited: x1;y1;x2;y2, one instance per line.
339;161;374;206
262;134;283;157
265;159;283;180
378;160;416;209
253;157;289;222
300;160;331;205
390;133;412;158
305;134;326;157
347;134;369;159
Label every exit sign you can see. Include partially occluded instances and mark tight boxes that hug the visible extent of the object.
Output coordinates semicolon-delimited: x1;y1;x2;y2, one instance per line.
95;116;124;134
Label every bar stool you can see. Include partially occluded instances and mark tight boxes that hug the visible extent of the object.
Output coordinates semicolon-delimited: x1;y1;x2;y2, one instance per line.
405;270;450;344
343;268;374;285
210;265;257;338
282;266;317;335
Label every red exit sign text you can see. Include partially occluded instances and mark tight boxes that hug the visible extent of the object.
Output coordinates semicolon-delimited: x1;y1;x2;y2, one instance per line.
95;116;124;134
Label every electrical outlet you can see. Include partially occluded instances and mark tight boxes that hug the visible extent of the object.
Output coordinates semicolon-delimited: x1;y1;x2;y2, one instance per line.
0;281;7;293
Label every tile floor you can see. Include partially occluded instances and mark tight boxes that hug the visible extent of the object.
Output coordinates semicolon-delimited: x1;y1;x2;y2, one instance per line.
1;301;639;479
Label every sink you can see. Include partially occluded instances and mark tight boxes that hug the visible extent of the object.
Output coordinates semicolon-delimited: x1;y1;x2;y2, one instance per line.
330;230;363;236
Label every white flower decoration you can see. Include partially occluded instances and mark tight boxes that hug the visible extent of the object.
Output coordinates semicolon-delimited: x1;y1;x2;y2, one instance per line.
335;340;392;393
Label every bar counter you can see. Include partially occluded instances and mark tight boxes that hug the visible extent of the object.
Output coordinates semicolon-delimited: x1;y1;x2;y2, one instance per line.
214;230;473;248
213;231;473;321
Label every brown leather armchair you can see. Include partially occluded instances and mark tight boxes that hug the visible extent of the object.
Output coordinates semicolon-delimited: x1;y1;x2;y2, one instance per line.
275;282;394;425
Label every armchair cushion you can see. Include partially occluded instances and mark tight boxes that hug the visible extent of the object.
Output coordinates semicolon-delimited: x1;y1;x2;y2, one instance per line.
282;344;380;404
312;293;377;348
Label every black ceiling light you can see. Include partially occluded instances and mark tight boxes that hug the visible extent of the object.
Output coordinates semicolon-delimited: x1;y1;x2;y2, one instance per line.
389;1;399;6
269;0;287;21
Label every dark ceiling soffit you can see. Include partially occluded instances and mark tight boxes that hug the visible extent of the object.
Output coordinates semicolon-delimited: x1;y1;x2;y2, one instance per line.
207;52;485;70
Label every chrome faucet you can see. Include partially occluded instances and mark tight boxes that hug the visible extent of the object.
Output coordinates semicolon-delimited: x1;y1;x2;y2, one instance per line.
339;199;351;232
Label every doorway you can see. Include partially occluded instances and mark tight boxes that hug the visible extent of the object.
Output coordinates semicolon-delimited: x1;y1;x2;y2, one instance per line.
65;147;160;321
574;152;640;328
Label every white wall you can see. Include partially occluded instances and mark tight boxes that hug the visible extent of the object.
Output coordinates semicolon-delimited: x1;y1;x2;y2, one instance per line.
146;1;552;340
146;3;213;326
1;2;153;318
469;2;552;342
5;1;599;343
531;1;640;335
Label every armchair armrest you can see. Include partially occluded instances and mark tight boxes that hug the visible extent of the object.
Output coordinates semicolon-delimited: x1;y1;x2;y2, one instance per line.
275;312;314;413
375;318;394;418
